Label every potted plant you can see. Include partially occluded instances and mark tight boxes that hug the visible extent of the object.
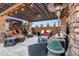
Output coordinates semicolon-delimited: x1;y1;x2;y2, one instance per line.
66;21;71;35
22;21;28;36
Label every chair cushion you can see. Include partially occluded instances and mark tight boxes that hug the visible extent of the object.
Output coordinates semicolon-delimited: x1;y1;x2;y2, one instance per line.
47;40;65;54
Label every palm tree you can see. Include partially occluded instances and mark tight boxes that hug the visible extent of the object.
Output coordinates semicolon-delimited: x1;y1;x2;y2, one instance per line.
22;22;28;30
36;25;39;28
53;22;56;27
22;22;28;35
47;23;50;27
40;24;43;27
66;21;71;35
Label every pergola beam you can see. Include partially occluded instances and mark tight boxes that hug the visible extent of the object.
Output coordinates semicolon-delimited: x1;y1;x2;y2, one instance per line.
0;3;23;16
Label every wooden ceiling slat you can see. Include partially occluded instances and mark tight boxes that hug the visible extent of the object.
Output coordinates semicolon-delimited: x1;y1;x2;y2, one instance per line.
36;4;49;18
35;4;48;20
43;4;54;19
61;6;69;18
19;11;29;20
29;6;45;21
33;4;47;19
44;4;54;18
21;6;30;18
29;7;44;21
22;8;31;19
0;3;15;13
18;10;30;20
12;9;30;20
2;3;69;22
30;7;44;20
26;8;38;18
36;3;50;18
12;12;27;20
30;17;57;22
14;5;34;20
22;6;40;21
24;10;36;18
27;8;42;20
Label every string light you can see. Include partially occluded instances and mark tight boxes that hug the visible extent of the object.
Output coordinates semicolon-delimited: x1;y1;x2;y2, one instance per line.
76;12;79;17
22;4;25;7
75;6;79;17
15;11;17;13
10;13;12;15
76;5;79;11
31;3;34;7
4;14;8;16
21;8;24;11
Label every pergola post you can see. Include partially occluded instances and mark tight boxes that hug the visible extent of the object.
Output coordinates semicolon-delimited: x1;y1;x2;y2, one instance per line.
27;21;33;36
0;16;6;43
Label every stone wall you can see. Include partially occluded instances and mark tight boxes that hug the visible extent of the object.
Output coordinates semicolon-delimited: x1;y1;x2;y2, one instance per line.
0;16;6;43
66;4;79;56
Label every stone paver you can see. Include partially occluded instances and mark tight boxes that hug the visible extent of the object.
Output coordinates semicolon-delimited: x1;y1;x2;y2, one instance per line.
0;35;38;56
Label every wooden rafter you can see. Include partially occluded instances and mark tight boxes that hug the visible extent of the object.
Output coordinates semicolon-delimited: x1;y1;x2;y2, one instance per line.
0;3;69;22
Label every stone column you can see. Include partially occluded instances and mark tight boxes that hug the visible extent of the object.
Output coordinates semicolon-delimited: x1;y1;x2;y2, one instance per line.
27;22;32;35
0;16;6;43
66;3;79;56
61;16;67;32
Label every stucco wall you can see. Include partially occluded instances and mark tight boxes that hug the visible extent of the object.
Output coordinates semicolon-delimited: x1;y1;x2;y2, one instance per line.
32;26;58;34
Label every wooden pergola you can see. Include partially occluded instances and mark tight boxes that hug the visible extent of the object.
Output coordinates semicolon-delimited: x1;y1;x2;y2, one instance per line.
0;3;69;43
0;3;69;22
0;3;69;35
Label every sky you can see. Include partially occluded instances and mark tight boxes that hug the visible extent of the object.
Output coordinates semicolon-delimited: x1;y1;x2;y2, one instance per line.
32;19;59;27
6;16;58;27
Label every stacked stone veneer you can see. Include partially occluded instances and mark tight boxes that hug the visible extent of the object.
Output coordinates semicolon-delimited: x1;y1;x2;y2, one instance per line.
66;4;79;56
